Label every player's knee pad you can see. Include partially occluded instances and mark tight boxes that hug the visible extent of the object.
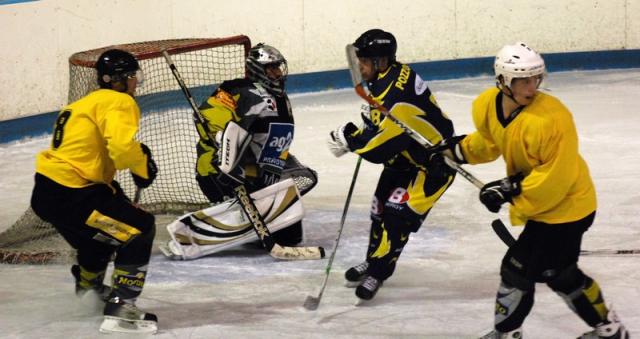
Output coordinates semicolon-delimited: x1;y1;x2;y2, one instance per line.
132;222;156;247
546;264;585;294
495;280;534;332
548;267;608;326
382;212;421;235
77;244;113;272
500;256;535;292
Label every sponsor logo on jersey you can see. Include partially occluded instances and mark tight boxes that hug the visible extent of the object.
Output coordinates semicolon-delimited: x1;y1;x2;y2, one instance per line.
258;123;294;169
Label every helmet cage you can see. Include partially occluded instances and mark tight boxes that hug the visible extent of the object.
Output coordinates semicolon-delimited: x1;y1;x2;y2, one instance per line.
246;43;288;96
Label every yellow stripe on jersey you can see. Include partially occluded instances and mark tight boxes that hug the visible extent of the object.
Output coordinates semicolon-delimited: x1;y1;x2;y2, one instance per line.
389;102;444;144
195;93;239;176
354;102;443;157
370;225;391;258
407;170;454;215
85;210;141;243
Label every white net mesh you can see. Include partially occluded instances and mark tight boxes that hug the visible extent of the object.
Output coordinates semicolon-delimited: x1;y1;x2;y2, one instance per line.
0;36;252;264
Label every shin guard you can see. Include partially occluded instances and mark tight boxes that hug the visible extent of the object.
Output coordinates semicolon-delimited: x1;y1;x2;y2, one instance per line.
494;280;534;333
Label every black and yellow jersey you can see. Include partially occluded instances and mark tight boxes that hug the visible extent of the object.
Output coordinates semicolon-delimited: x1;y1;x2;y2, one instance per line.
36;89;149;188
460;87;596;225
346;62;454;171
196;78;294;179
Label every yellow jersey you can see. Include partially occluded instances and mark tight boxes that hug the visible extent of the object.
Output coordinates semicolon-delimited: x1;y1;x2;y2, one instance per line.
460;87;596;225
36;89;149;188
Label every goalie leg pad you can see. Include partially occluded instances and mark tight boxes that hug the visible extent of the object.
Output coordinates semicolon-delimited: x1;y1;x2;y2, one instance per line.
164;178;304;260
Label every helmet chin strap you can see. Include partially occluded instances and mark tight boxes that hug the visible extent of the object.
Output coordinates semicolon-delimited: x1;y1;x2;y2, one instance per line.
497;80;525;107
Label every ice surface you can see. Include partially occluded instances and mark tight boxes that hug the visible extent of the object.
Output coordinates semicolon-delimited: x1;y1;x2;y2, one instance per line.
1;69;638;338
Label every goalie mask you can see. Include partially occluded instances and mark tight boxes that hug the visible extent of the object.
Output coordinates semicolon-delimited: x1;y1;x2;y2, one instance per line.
96;49;143;90
246;43;288;96
494;42;546;90
354;29;397;63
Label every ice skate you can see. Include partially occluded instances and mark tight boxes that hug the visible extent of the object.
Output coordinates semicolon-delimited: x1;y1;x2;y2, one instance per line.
479;327;523;339
99;296;158;334
345;261;369;287
355;275;382;301
578;307;629;339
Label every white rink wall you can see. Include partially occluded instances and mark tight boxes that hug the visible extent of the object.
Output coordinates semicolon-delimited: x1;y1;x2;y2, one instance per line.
1;0;639;121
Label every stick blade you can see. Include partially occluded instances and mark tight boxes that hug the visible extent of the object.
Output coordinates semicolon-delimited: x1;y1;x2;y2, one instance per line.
270;244;325;260
303;295;320;311
491;219;516;247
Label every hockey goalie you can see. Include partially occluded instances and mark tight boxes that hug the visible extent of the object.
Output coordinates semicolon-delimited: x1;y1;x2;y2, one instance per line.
161;43;318;260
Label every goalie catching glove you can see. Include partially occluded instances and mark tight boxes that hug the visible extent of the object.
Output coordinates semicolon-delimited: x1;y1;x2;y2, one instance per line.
327;122;358;157
479;173;524;213
131;143;157;188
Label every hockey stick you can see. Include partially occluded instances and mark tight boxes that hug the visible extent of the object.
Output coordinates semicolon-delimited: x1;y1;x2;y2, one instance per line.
162;50;324;260
348;46;640;257
133;187;142;204
491;218;640;256
303;157;362;310
345;44;484;189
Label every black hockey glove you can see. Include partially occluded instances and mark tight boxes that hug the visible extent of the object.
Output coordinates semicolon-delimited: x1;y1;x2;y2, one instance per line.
131;143;157;188
429;135;467;164
479;173;524;213
426;152;455;180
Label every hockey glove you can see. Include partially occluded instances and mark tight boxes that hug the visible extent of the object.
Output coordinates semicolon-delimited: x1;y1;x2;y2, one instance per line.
131;143;157;188
479;173;524;213
328;122;358;157
429;135;467;164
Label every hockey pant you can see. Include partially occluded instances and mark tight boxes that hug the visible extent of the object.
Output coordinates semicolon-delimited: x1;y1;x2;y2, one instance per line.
494;212;609;332
31;173;155;299
365;166;454;281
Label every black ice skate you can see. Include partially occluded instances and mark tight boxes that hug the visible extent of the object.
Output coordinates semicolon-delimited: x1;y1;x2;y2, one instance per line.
355;275;382;301
345;261;369;287
99;296;158;334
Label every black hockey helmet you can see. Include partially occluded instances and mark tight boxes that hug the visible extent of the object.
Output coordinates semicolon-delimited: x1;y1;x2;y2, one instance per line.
354;29;397;62
96;49;140;89
246;43;288;96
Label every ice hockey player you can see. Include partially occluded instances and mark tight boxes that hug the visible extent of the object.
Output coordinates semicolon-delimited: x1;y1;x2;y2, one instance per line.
193;43;317;246
432;42;629;339
328;29;457;301
30;49;158;334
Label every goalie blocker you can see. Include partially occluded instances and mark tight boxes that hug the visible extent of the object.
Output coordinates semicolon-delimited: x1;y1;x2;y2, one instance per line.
162;178;311;260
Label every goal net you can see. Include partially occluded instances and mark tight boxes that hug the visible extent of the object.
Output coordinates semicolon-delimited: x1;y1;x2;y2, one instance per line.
0;36;251;264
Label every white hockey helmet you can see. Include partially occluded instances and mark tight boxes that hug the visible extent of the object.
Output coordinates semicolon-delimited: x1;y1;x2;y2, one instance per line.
494;42;545;89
